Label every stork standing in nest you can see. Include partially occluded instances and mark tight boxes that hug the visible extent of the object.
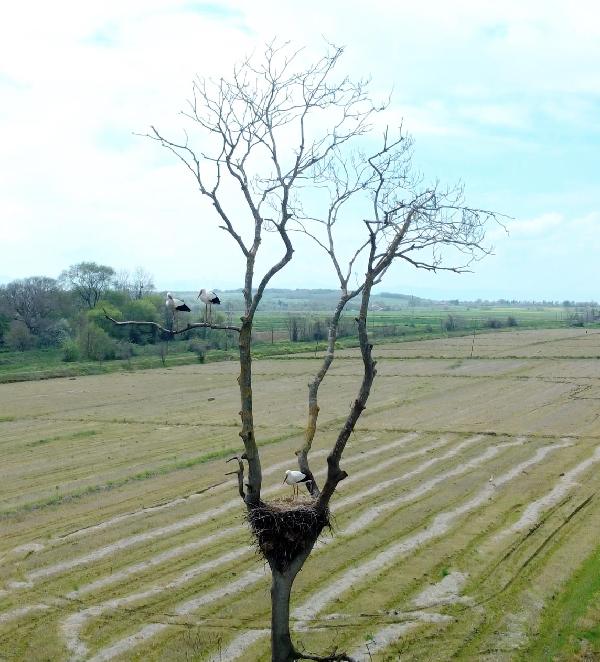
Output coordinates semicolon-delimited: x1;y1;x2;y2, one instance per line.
165;292;191;330
197;288;221;322
283;470;311;499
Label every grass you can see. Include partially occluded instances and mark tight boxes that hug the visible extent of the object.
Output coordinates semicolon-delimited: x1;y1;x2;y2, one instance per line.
4;329;600;660
1;429;299;518
522;543;600;660
3;300;596;384
26;430;99;448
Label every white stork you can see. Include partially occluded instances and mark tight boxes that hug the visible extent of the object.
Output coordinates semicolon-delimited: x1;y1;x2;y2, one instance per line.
197;288;221;322
283;470;311;499
165;292;191;330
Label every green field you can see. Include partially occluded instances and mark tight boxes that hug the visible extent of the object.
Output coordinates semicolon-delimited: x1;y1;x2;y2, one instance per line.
3;328;600;660
1;300;596;384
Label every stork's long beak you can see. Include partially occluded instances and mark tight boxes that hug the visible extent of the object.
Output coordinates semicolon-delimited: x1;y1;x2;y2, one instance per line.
282;476;286;484
197;293;201;299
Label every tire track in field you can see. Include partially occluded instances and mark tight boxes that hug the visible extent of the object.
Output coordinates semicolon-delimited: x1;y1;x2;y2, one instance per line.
62;547;253;659
59;436;461;655
84;569;268;662
77;435;512;660
328;438;584;660
66;434;437;599
350;612;453;662
215;441;567;662
11;434;417;562
1;435;424;618
14;434;420;587
206;628;270;662
3;436;431;640
352;438;599;659
495;445;600;540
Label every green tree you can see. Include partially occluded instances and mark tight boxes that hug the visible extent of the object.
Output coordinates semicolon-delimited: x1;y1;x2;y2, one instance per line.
0;276;64;336
60;262;115;309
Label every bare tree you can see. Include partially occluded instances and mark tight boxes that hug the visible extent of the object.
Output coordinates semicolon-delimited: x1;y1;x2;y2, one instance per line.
131;267;155;299
114;267;155;299
110;42;500;662
60;261;115;309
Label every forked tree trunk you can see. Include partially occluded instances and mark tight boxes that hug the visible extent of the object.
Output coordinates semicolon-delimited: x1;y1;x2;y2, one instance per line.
297;296;350;495
269;547;313;662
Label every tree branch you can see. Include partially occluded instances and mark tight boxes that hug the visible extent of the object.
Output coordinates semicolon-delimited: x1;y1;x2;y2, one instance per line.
226;455;246;499
104;313;241;335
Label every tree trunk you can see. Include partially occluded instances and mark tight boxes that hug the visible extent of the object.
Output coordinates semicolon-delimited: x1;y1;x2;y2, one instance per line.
297;296;350;496
271;569;296;662
238;320;262;503
269;544;314;662
318;278;376;510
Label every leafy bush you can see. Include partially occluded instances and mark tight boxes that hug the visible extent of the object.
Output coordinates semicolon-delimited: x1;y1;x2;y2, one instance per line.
87;302;122;335
78;323;117;360
5;322;36;351
507;315;518;327
188;338;208;362
39;318;72;348
62;339;80;362
116;342;135;361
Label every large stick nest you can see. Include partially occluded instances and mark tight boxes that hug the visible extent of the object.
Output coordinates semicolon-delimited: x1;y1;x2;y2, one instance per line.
247;498;330;572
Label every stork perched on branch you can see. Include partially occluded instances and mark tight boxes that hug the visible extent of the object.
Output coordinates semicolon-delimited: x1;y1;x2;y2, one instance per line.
198;288;221;322
165;292;190;330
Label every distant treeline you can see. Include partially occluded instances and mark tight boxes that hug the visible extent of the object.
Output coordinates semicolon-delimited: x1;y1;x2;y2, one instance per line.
0;262;197;362
0;263;360;362
2;262;599;363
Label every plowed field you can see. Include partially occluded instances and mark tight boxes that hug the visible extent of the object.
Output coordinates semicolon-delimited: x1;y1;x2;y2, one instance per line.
2;328;600;660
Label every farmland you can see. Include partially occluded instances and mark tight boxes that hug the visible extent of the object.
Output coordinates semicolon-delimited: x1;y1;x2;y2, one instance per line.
1;297;596;385
2;328;600;660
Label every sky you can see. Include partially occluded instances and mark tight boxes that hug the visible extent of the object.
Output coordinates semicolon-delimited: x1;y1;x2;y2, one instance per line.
1;0;599;301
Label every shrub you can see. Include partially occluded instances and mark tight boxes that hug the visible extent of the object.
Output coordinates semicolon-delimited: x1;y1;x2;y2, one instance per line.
62;339;80;362
78;323;117;360
188;338;208;363
507;316;518;327
116;342;135;361
39;318;72;348
5;322;35;351
87;302;123;337
485;318;504;329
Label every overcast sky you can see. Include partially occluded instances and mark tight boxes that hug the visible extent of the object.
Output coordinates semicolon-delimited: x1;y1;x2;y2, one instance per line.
1;1;599;300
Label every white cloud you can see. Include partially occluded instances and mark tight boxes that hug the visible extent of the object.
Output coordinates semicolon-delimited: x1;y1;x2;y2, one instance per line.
507;212;564;237
0;0;598;299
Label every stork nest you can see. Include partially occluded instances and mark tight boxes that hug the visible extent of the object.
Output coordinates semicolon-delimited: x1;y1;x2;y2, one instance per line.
247;497;330;572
